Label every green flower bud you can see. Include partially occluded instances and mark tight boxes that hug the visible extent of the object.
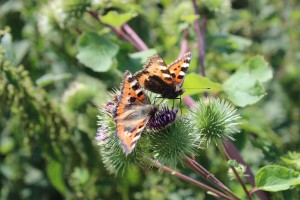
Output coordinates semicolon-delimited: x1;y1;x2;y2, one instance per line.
189;97;241;146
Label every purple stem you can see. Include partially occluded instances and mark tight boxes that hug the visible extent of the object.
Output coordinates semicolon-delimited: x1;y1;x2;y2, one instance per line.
185;158;240;200
122;24;149;51
87;10;141;51
179;29;189;57
220;143;252;200
191;0;206;77
223;141;269;200
150;159;232;200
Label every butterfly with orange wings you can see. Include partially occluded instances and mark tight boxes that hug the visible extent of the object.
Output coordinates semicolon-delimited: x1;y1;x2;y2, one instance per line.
113;71;158;155
134;52;191;99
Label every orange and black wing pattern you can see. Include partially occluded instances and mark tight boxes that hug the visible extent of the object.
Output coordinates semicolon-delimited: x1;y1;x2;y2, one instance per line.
134;52;191;99
167;51;191;85
114;71;156;155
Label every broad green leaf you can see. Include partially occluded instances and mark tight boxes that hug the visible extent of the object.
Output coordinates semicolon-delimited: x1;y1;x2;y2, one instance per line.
223;56;273;107
208;34;252;53
0;136;14;154
129;49;157;65
76;32;119;72
46;159;67;195
256;165;300;192
183;73;222;96
100;11;137;29
180;14;199;24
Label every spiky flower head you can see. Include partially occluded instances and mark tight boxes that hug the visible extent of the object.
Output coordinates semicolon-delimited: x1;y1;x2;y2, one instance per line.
189;97;241;146
147;118;197;167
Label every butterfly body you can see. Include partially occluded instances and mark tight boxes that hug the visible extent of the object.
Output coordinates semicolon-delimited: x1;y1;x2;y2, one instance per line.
114;71;157;155
134;52;191;99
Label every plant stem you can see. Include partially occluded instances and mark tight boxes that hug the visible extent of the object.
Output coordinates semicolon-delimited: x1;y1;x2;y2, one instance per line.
87;10;141;51
223;141;269;200
122;24;149;51
219;142;252;200
184;158;240;200
191;0;206;77
179;29;189;57
149;159;232;200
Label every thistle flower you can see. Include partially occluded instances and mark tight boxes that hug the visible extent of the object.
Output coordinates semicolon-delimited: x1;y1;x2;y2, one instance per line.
147;106;178;130
147;118;197;167
189;97;241;146
95;125;109;144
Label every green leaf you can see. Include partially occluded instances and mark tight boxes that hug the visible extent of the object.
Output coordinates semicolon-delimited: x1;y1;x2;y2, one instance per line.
46;159;67;195
76;32;119;72
256;165;300;192
180;14;199;24
183;73;222;96
100;11;137;29
223;56;273;107
128;49;157;64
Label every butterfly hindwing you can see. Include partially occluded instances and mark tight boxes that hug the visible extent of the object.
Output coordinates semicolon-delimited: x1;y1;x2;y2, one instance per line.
114;71;157;155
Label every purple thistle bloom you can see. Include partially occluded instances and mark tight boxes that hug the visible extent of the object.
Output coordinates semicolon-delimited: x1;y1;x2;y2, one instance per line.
147;106;178;130
95;125;109;142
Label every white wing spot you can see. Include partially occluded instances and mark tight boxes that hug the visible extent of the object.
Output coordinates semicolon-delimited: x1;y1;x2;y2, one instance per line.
179;71;185;76
163;73;171;78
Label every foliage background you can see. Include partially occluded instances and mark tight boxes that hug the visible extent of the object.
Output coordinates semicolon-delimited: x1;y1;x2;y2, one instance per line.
0;0;299;199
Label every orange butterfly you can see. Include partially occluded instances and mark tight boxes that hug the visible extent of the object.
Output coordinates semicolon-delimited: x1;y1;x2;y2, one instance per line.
134;52;191;99
114;70;158;155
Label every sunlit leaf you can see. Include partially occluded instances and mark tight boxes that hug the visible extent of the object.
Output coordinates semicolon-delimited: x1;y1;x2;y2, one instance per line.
76;32;119;72
183;73;222;96
100;11;137;29
180;14;199;24
46;159;67;195
223;56;273;107
256;165;300;192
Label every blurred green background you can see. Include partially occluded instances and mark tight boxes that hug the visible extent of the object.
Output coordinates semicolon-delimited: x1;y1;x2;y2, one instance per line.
0;0;299;199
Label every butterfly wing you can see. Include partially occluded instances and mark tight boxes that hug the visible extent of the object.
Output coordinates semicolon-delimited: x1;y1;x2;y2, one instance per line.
134;54;178;97
167;51;191;86
114;71;156;155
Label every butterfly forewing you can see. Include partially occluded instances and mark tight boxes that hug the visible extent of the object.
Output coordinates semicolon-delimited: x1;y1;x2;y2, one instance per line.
133;52;191;99
167;52;192;85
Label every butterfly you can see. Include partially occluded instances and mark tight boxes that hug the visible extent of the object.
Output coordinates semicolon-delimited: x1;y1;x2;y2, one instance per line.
114;70;158;155
134;51;191;99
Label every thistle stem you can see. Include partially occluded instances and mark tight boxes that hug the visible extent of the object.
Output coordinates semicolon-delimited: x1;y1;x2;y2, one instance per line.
219;142;252;200
223;141;269;200
191;0;206;77
87;10;141;51
122;24;149;51
149;159;232;200
184;158;240;200
179;29;189;57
